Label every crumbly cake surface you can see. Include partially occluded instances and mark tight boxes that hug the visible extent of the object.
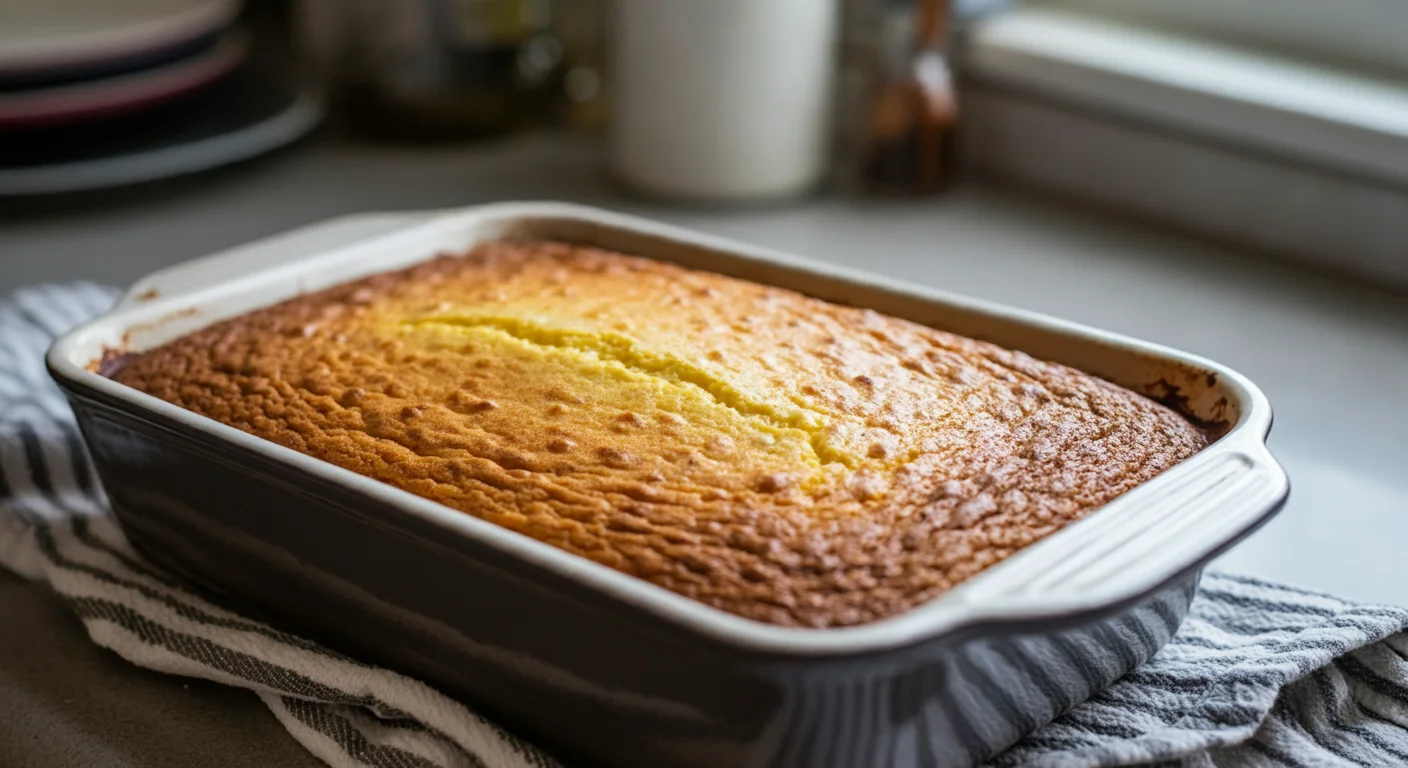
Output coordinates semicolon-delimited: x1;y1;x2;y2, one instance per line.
113;241;1206;627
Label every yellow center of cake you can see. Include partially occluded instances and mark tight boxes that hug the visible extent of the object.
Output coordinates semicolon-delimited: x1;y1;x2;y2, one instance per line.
398;311;872;496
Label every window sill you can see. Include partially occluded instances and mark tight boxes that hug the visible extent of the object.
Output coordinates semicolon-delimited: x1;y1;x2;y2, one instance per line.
956;7;1408;288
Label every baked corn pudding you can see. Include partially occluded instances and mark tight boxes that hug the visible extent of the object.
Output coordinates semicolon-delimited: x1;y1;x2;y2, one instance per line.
111;241;1207;627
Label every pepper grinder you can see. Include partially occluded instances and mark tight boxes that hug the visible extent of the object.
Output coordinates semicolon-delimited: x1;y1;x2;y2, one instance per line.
860;0;958;195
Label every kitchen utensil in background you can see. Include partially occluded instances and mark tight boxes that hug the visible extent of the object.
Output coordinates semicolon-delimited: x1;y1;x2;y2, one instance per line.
294;0;564;142
859;0;959;195
608;0;841;203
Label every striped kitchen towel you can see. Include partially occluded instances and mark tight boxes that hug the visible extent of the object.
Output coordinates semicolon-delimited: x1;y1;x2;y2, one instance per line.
2;283;1407;768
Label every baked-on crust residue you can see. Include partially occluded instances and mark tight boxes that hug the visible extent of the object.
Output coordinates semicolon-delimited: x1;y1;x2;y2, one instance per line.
113;241;1207;627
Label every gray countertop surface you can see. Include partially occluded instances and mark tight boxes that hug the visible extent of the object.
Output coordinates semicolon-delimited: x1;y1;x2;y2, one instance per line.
2;132;1406;767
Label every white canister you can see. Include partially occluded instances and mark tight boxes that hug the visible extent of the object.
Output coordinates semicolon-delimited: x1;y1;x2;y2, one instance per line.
608;0;841;203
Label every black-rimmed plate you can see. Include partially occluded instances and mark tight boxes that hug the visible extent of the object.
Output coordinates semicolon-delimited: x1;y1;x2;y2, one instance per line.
0;36;322;197
0;0;241;86
0;29;248;128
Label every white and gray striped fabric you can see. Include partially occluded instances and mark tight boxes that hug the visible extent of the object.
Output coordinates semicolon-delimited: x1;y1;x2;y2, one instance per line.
2;283;1406;768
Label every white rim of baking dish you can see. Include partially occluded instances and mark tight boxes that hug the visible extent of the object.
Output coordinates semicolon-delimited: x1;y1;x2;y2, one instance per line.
48;202;1289;656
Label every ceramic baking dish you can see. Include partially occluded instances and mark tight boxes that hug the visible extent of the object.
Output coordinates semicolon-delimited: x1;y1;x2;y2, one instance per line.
48;203;1289;768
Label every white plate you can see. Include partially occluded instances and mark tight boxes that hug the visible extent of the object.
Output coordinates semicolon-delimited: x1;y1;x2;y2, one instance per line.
0;0;240;77
0;30;247;128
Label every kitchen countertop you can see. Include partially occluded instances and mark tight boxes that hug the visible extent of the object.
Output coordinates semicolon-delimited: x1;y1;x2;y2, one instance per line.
2;132;1406;767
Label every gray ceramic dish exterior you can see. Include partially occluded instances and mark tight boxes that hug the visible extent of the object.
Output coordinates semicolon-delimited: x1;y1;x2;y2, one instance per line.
48;203;1289;767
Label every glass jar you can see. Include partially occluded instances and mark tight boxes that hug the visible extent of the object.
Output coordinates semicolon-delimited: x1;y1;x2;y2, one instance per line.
295;0;563;141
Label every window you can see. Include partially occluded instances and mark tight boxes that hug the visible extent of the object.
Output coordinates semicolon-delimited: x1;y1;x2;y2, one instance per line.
1046;0;1408;78
957;0;1408;287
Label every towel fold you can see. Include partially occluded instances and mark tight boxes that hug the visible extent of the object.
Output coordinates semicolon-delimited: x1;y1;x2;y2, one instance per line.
2;283;1405;768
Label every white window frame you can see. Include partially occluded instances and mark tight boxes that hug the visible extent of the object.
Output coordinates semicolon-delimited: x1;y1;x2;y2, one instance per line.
954;2;1408;288
1046;0;1408;78
962;7;1408;187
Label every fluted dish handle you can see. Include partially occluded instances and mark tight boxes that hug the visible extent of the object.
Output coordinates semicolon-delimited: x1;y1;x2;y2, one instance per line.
949;433;1289;613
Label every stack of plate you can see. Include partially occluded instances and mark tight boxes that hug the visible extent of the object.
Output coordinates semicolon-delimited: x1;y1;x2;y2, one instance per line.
0;0;322;196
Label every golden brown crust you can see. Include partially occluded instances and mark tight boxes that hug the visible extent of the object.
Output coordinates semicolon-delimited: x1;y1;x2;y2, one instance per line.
112;241;1206;627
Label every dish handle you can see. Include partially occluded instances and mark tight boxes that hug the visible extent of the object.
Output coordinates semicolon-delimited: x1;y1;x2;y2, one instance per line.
116;212;434;310
951;437;1289;611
